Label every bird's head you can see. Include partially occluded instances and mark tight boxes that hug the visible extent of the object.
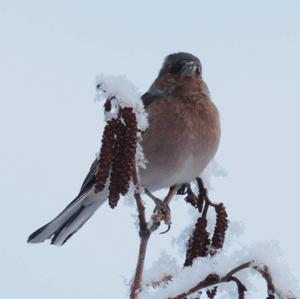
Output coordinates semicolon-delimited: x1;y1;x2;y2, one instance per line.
152;52;203;95
160;52;202;78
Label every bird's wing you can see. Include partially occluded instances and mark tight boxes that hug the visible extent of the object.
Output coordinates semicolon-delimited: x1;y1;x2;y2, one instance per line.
48;159;98;214
77;159;98;198
141;87;165;108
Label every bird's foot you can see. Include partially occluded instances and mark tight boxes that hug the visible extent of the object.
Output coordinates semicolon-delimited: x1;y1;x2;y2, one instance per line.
145;186;178;233
145;189;172;233
150;199;171;233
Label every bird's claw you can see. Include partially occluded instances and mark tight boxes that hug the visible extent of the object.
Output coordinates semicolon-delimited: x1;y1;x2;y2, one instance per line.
153;198;170;214
150;199;172;233
177;184;188;195
160;224;171;234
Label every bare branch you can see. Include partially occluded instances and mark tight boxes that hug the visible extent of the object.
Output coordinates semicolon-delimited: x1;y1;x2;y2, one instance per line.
169;273;220;299
132;167;147;231
227;276;247;299
252;265;276;299
130;167;150;299
130;231;150;299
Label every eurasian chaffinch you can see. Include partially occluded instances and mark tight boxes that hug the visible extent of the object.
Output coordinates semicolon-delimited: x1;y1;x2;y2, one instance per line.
28;52;220;245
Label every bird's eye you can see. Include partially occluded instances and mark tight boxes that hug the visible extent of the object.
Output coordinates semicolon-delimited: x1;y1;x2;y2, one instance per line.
169;63;181;74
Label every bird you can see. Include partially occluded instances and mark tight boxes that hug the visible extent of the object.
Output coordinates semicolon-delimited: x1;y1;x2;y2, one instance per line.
27;52;220;246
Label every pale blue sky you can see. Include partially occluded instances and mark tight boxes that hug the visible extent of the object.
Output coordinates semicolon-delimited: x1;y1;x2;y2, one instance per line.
1;1;300;298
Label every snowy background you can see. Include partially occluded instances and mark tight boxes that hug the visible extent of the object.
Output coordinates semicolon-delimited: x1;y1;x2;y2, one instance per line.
1;0;300;298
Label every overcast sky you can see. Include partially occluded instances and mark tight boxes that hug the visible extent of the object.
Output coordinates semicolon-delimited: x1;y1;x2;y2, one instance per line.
1;1;300;298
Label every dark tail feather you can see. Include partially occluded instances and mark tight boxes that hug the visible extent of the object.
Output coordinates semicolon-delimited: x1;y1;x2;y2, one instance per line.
27;190;107;246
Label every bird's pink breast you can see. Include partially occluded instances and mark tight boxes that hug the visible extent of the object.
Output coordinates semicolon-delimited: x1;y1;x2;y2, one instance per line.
139;92;220;192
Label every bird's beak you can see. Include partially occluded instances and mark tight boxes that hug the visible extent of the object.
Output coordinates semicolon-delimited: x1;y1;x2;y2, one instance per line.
181;61;200;77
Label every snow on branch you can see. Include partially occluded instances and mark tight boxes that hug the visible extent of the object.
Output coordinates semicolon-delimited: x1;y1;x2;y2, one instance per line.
95;74;148;131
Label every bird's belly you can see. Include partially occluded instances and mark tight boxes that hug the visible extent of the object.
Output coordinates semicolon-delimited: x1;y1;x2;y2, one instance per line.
139;135;218;192
167;153;204;186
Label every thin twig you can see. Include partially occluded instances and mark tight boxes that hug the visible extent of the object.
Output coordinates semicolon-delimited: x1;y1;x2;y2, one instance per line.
130;231;150;299
145;188;160;203
227;276;247;299
252;265;276;299
164;185;177;205
196;177;219;208
132;167;147;230
222;262;253;280
201;200;210;218
130;167;150;299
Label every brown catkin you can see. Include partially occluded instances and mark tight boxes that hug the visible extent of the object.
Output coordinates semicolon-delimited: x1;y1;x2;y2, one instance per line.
211;203;228;252
185;185;198;208
184;217;211;267
108;118;126;208
108;107;138;208
118;107;138;195
95;119;117;193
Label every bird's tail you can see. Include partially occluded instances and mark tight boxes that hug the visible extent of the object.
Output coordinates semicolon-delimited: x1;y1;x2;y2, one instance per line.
27;190;107;246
